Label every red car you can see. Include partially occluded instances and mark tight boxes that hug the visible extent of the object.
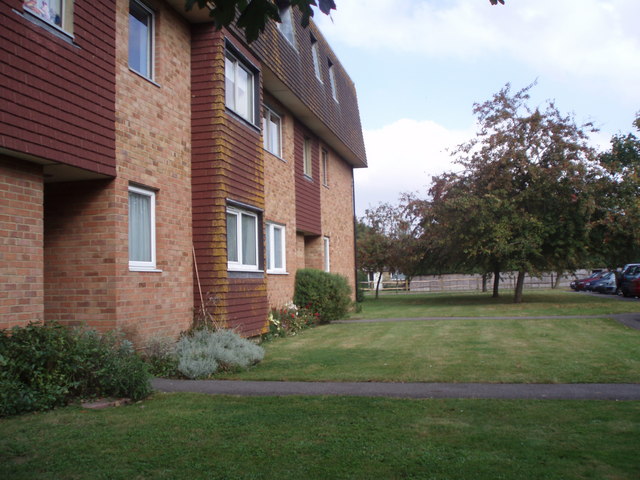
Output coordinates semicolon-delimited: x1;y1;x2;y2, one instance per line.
570;271;606;291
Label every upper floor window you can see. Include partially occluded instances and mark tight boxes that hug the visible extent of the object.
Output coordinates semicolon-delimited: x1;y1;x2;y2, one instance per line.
303;138;312;178
311;37;322;81
129;0;154;79
328;61;338;102
263;108;282;157
225;52;255;124
129;185;156;271
322;149;329;187
24;0;73;34
277;7;296;46
266;223;286;274
227;206;259;271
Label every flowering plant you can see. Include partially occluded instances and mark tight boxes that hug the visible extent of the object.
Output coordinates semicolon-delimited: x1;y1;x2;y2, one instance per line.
266;302;320;339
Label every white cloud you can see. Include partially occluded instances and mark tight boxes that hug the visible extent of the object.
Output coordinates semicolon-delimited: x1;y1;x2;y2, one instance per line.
354;119;472;216
317;0;640;103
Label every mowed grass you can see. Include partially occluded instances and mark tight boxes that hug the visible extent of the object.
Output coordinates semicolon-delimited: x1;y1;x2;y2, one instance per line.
352;289;640;319
226;317;640;383
224;291;640;383
2;394;640;480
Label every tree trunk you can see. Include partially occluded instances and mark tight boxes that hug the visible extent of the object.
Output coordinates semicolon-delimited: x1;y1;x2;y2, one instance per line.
482;273;488;293
375;272;383;299
492;267;500;298
553;271;562;289
514;270;526;303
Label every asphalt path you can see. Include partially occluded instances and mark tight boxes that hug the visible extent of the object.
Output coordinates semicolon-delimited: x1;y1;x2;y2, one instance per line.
152;311;640;401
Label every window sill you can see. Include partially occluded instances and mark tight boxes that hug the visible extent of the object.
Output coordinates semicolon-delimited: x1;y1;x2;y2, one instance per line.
129;267;163;273
267;271;289;275
129;68;161;88
20;9;75;44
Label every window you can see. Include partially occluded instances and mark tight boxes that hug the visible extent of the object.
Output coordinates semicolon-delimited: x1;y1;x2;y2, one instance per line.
277;7;295;46
227;206;259;271
24;0;73;33
266;223;286;274
128;0;154;79
225;52;255;123
328;61;338;102
263;108;282;157
303;138;312;178
323;236;330;272
321;149;329;186
311;37;322;81
128;185;156;271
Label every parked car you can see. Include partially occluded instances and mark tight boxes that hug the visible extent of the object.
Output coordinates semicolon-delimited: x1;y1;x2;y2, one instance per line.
618;264;640;297
590;271;617;294
570;271;606;291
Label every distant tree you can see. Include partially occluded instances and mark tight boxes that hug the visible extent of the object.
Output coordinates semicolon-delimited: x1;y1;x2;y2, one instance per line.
356;219;391;299
186;0;506;43
425;83;597;302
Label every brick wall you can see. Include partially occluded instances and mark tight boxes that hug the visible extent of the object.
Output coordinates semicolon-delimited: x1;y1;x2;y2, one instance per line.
321;148;356;296
264;95;297;308
44;180;117;331
111;0;194;342
0;157;44;329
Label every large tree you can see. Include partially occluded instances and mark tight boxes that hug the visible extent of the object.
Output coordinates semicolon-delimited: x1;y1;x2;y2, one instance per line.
186;0;506;42
425;84;597;302
591;113;640;267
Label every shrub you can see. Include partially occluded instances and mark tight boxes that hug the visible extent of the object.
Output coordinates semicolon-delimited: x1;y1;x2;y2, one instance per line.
175;329;264;379
142;335;179;377
0;323;152;417
266;302;319;339
293;269;352;323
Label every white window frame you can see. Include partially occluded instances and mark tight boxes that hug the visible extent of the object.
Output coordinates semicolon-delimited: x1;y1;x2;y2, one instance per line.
321;149;329;187
226;206;260;271
328;62;338;102
128;185;157;271
266;222;287;274
24;0;74;35
323;236;330;272
128;0;154;80
263;107;282;157
225;52;256;124
303;138;312;178
311;39;322;82
277;7;296;47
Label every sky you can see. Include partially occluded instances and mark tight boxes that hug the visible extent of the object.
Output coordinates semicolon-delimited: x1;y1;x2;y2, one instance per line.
313;0;640;217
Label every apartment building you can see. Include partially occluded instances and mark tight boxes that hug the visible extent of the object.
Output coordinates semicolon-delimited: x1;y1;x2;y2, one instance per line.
0;0;367;342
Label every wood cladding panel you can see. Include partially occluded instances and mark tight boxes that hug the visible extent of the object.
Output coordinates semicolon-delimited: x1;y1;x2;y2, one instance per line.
294;122;322;235
0;0;116;175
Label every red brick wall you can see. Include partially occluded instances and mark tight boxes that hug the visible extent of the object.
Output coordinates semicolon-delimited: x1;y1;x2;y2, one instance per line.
0;0;116;175
0;157;44;329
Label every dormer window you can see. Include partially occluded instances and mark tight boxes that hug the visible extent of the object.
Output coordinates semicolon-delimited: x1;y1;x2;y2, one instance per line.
328;60;338;102
311;36;322;81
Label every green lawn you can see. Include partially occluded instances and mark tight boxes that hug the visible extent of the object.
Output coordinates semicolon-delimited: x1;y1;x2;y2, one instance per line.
2;394;639;480
353;289;640;319
225;317;640;383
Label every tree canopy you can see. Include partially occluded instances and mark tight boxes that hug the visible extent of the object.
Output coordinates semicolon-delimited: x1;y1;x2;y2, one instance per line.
185;0;506;42
422;83;598;302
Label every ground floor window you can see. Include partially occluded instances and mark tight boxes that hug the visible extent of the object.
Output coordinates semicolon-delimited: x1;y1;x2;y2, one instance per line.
128;185;156;271
227;206;259;271
323;236;330;272
266;222;286;274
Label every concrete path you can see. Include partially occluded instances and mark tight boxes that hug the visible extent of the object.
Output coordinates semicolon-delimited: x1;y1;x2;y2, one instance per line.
152;312;640;401
152;378;640;401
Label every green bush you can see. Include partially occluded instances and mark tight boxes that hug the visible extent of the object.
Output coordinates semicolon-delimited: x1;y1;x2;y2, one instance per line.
175;329;264;379
0;323;151;417
142;335;179;378
293;269;352;323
